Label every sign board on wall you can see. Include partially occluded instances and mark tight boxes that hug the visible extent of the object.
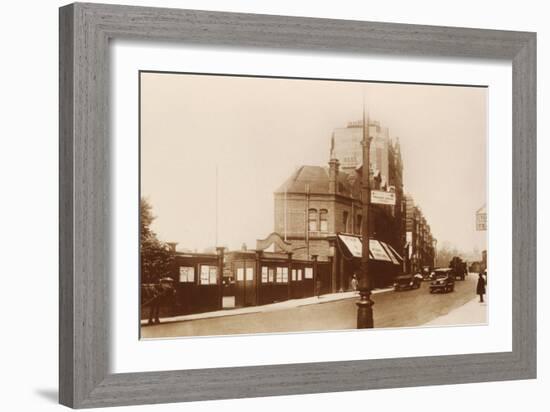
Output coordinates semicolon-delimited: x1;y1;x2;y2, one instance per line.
406;231;413;258
371;190;396;205
476;204;487;231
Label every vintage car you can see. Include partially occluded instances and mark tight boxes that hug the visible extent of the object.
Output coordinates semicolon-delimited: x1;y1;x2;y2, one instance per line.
393;273;423;291
429;268;455;293
421;266;432;280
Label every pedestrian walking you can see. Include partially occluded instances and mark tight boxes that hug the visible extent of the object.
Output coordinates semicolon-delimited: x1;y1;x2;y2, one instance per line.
350;274;358;292
476;272;486;303
316;278;322;298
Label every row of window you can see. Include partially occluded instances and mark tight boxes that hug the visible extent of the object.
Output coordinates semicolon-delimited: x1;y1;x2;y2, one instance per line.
179;265;218;285
343;211;363;234
260;266;314;284
308;209;328;232
307;208;363;234
178;265;314;285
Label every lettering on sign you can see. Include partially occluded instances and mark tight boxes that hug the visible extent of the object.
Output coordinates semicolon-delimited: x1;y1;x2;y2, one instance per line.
476;204;487;231
371;190;396;205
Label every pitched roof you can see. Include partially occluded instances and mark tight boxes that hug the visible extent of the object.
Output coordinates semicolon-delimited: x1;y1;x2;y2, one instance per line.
275;165;356;197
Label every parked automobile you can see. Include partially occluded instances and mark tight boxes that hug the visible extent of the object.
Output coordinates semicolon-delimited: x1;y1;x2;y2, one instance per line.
421;266;432;280
429;268;455;293
394;273;423;291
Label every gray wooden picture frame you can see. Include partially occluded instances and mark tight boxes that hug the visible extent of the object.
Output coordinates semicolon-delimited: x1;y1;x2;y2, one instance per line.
59;2;536;409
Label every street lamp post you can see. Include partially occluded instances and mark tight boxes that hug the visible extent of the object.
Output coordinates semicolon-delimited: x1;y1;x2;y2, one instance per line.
357;111;374;329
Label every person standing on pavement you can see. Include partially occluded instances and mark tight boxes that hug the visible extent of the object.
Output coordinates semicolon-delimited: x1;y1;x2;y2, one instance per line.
350;274;358;292
476;272;487;303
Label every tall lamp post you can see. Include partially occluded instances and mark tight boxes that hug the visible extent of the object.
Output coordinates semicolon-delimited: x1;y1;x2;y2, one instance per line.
357;106;374;329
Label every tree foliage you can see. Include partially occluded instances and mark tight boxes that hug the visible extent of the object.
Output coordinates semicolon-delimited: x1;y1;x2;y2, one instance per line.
435;242;461;268
140;198;174;283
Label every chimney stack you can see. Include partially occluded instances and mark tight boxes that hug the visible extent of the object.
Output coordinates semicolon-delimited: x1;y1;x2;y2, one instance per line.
328;158;340;194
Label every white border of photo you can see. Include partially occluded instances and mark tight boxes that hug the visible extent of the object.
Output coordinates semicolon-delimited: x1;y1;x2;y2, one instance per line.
110;40;511;373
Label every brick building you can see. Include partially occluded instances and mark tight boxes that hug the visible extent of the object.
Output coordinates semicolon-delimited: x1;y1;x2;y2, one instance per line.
404;194;436;273
273;119;405;261
262;117;441;290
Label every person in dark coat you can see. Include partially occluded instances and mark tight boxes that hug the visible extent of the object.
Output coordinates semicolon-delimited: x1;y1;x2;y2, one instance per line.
476;272;487;302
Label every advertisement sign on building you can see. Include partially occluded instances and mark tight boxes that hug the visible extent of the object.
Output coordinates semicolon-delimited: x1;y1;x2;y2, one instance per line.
406;231;413;258
369;240;393;262
338;234;363;257
476;204;487;231
371;190;396;205
337;234;395;263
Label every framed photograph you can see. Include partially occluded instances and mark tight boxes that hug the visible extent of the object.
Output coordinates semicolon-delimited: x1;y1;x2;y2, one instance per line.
59;2;536;408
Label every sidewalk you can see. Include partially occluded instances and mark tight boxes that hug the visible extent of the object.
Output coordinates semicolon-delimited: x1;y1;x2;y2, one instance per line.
423;296;487;326
141;287;393;326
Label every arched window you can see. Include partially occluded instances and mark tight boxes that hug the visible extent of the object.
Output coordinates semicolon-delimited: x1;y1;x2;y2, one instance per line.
343;211;349;233
356;214;362;234
319;209;328;232
308;209;318;232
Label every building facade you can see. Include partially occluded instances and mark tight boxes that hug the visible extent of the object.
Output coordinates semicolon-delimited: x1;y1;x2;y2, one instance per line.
404;194;436;273
331;120;391;185
269;119;410;289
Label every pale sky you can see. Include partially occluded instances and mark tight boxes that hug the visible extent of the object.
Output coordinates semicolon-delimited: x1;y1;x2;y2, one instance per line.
140;72;487;254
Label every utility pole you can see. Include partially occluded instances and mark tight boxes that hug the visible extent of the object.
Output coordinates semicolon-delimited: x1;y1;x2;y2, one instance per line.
357;98;374;329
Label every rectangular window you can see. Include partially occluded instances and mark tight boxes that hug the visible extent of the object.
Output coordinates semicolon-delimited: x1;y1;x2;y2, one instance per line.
261;266;268;283
179;266;195;283
320;209;328;232
276;267;283;283
268;268;274;283
236;267;244;281
276;267;288;283
308;209;318;232
291;269;297;281
305;267;313;279
343;211;349;233
200;265;217;285
209;266;217;284
356;214;362;234
297;269;303;281
245;267;254;281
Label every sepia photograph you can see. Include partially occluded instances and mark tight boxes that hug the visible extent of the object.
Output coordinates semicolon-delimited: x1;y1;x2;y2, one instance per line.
139;71;488;339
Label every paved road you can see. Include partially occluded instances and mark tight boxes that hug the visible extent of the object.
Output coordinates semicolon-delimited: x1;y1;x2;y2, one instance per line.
142;274;481;339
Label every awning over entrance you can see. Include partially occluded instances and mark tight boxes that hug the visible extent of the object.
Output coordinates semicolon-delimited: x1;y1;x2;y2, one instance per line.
337;234;403;265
